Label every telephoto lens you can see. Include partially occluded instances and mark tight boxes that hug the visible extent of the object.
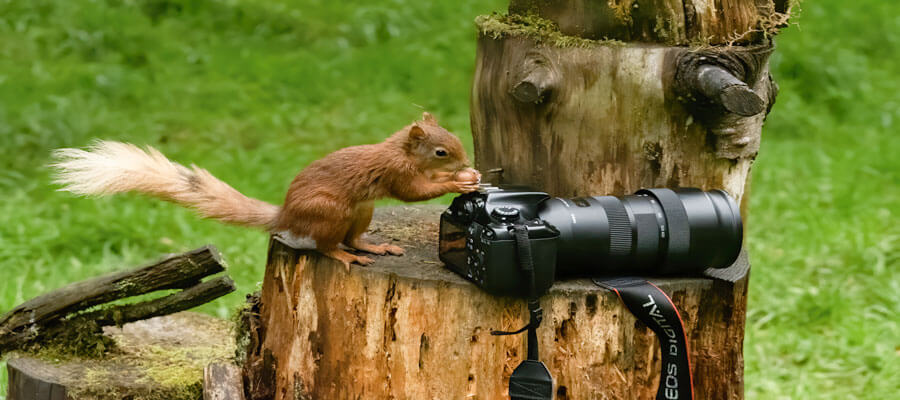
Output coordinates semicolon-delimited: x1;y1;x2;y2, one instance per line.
538;188;742;275
439;185;743;296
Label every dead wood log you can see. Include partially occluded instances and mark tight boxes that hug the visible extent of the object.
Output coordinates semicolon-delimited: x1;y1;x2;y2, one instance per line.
0;246;232;356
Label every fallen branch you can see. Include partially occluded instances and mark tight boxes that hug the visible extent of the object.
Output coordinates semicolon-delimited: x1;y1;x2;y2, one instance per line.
0;245;233;356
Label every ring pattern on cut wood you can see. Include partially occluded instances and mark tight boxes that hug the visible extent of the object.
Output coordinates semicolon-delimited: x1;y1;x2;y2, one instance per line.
240;206;750;400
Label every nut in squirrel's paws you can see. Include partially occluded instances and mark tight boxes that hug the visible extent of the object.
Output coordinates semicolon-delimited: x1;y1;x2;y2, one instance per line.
453;168;481;193
454;168;481;183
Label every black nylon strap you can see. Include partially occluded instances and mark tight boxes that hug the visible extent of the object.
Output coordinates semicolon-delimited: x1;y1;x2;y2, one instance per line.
595;277;694;400
490;225;553;400
492;226;543;360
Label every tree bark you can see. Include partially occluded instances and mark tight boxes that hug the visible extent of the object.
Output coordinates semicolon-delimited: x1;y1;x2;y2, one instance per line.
242;206;749;400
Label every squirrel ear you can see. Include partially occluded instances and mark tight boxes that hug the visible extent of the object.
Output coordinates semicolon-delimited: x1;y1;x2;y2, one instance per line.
408;124;426;141
422;112;437;124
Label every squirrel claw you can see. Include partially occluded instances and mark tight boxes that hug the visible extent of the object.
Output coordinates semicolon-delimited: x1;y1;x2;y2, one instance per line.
355;255;375;265
326;249;375;271
342;255;374;271
349;241;404;256
381;244;405;256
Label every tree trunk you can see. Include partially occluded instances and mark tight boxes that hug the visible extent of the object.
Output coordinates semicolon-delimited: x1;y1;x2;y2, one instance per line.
470;19;777;206
462;3;784;398
241;206;749;400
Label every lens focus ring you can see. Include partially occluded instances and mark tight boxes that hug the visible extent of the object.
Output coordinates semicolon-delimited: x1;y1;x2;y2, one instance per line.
596;197;631;257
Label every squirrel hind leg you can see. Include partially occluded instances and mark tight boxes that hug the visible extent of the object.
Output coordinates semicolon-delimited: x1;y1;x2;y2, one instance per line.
341;200;404;256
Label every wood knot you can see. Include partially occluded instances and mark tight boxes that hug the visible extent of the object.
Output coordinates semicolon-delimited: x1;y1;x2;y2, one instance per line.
509;52;559;104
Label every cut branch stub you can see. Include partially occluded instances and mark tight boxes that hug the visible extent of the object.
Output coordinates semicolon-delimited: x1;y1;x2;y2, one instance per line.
672;43;778;158
509;53;558;104
696;65;766;117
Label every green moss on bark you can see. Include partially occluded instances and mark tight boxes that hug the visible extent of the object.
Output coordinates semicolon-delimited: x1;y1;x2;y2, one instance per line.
475;13;625;48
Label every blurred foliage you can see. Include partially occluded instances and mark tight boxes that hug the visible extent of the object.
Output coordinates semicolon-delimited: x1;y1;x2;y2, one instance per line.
0;0;897;398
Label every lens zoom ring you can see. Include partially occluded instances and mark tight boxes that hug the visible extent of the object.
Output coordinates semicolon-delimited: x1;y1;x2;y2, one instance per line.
601;198;632;257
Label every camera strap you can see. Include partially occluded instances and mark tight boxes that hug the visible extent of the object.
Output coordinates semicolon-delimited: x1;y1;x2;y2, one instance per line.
594;277;694;400
491;225;553;400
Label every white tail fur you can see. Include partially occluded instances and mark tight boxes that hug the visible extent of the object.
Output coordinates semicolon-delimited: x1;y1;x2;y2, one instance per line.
51;141;279;229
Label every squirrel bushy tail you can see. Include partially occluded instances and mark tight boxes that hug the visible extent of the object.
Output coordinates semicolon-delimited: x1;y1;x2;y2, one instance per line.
51;140;279;229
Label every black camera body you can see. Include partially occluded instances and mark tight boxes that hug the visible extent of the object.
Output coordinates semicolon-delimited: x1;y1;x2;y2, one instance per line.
439;186;559;296
439;185;743;297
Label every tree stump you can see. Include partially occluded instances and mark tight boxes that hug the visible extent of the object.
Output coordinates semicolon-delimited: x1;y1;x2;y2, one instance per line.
241;206;749;399
6;312;236;400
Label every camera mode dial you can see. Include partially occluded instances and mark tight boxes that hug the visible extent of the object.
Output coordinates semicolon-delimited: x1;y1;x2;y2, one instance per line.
491;207;520;223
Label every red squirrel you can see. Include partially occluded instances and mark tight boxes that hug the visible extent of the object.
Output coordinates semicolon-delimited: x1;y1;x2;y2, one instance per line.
52;112;480;269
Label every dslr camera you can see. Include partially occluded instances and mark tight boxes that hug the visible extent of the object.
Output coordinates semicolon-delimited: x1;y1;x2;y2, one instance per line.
439;185;743;297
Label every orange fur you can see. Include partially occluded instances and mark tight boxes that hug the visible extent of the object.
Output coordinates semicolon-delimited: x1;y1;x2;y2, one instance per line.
53;112;479;269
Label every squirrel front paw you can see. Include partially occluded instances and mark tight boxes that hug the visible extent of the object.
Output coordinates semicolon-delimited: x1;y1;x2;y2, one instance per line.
452;180;480;193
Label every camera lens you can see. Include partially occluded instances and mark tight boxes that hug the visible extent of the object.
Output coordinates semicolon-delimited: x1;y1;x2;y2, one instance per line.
538;188;742;275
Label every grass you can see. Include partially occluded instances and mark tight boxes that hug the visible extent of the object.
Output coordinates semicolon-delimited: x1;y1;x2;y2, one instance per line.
0;0;897;398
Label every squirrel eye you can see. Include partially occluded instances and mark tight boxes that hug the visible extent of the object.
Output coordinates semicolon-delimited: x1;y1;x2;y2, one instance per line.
435;149;448;157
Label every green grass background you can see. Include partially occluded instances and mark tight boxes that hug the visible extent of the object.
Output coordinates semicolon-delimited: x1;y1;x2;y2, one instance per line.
0;0;896;398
